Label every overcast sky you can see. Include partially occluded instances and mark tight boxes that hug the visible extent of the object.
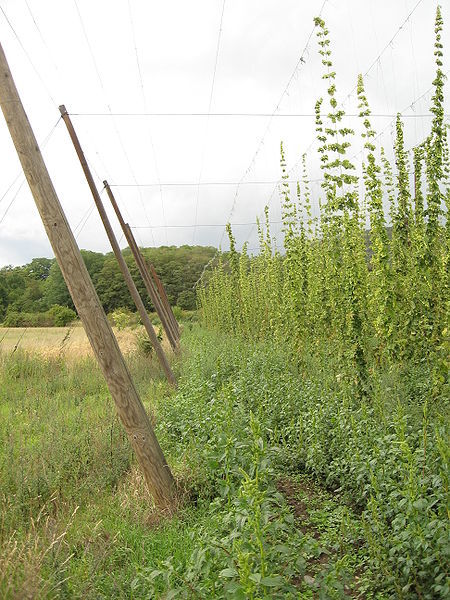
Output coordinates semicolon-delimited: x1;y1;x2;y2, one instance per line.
0;0;448;266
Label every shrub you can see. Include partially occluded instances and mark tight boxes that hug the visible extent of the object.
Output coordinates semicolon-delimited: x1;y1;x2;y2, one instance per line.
109;307;138;330
172;306;183;321
47;305;76;327
3;310;52;327
135;326;163;356
3;306;76;327
176;290;196;310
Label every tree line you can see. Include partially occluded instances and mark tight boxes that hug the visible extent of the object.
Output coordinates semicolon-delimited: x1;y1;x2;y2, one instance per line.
0;245;216;325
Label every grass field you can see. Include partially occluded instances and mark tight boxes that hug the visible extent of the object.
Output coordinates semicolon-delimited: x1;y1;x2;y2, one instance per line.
0;325;166;357
0;324;447;598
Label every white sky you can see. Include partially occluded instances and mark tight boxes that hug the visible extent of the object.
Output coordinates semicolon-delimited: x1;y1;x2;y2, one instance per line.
0;0;449;266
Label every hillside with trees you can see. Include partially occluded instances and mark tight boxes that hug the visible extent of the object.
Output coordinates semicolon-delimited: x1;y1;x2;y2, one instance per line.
0;245;216;324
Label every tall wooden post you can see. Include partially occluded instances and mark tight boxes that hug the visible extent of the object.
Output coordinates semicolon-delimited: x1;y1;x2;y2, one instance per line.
0;42;175;509
124;223;180;343
58;106;176;386
103;181;179;349
149;262;180;339
124;223;179;349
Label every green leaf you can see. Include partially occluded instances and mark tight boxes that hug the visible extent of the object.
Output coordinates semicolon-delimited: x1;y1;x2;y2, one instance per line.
260;575;284;587
219;568;238;578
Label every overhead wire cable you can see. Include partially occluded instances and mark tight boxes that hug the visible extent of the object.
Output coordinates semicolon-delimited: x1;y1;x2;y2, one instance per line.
68;111;444;118
0;116;62;226
192;0;226;244
74;206;95;239
218;0;328;249
0;172;23;208
20;0;122;243
71;149;108;239
127;0;167;244
0;180;27;227
73;204;95;236
193;0;328;287
72;0;152;246
132;220;283;229
74;187;108;241
24;0;61;78
338;0;426;110
215;0;328;264
406;2;421;140
0;3;57;107
110;178;324;187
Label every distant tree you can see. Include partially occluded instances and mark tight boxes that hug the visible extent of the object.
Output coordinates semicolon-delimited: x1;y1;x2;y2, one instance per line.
44;260;73;309
24;257;53;280
177;289;196;310
96;257;133;313
48;304;76;326
0;281;8;321
1;245;216;317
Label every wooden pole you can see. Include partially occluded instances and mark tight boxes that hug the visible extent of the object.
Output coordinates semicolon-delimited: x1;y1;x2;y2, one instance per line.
58;106;176;386
0;42;175;509
124;223;179;349
149;263;180;339
124;223;180;343
103;181;179;349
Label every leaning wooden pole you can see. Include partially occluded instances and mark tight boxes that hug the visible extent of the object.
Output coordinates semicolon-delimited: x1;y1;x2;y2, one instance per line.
58;106;176;386
0;42;175;509
124;223;179;349
125;223;180;344
103;181;179;349
148;263;180;339
103;180;178;347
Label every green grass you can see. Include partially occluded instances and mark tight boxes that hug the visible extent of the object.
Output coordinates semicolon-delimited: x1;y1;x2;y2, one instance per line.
0;325;448;598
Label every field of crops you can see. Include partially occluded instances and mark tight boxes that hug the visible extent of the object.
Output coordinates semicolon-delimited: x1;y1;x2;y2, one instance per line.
0;5;449;600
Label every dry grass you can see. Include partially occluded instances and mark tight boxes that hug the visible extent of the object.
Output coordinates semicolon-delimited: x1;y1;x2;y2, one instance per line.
0;497;81;600
0;325;165;359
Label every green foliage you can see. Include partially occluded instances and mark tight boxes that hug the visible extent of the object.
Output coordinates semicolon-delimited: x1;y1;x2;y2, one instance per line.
3;304;75;327
0;246;216;320
0;281;9;321
198;9;449;597
200;7;448;388
172;305;183;321
148;329;448;598
135;326;163;356
176;289;196;310
23;257;53;281
47;305;76;327
109;306;138;330
0;326;447;597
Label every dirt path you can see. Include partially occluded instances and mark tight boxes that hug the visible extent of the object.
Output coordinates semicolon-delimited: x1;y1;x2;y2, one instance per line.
277;476;367;598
